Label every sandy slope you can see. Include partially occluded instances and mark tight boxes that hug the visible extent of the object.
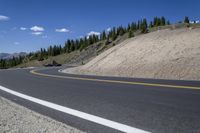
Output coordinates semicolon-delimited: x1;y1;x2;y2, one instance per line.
64;27;200;80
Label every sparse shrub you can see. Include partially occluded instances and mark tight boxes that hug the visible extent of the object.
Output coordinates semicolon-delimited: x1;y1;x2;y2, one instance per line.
105;39;110;45
128;30;134;38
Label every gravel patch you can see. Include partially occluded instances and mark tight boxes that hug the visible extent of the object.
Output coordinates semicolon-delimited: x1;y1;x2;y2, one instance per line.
0;96;85;133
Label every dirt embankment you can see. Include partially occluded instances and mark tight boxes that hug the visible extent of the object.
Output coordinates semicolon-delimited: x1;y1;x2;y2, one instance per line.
64;27;200;80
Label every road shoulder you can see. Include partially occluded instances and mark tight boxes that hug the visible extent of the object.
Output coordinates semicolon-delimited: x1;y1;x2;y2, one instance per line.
0;96;85;133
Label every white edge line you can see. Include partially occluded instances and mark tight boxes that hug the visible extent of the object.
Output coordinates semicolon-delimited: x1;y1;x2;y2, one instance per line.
0;85;150;133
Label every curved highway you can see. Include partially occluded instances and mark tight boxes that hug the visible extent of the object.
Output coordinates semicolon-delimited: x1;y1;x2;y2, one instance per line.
0;67;200;133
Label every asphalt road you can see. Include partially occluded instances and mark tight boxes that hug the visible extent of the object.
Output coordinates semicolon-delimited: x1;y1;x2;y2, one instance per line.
0;67;200;133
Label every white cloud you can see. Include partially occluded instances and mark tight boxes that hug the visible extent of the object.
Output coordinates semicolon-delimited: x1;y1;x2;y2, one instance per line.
0;15;9;21
55;28;70;33
30;26;44;32
87;31;100;37
20;27;27;31
31;32;43;35
107;27;111;32
14;42;20;45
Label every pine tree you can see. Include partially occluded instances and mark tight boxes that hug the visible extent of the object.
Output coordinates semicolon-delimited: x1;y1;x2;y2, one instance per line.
48;46;53;56
161;16;166;26
157;18;161;26
141;18;148;33
70;40;75;52
184;16;190;23
167;20;170;25
79;38;85;51
67;40;71;53
75;39;80;50
149;21;153;28
127;24;131;31
137;20;141;30
153;17;162;27
110;27;117;41
153;17;157;26
117;26;125;36
130;22;134;31
101;31;107;40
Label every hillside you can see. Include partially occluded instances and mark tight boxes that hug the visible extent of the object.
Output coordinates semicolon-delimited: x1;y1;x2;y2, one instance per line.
15;23;190;68
8;16;171;69
16;33;129;68
64;25;200;80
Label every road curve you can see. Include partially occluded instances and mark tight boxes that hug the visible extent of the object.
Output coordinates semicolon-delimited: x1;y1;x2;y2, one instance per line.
0;67;200;133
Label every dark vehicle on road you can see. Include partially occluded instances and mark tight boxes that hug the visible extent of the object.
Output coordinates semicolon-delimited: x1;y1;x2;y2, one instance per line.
44;60;61;67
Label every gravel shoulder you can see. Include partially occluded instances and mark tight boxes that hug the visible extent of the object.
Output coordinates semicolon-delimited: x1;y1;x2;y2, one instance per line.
0;96;85;133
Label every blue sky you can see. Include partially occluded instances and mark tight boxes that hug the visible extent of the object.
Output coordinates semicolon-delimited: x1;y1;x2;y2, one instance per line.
0;0;199;53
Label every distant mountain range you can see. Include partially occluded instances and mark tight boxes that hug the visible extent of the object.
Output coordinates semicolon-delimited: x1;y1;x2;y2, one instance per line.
0;52;27;59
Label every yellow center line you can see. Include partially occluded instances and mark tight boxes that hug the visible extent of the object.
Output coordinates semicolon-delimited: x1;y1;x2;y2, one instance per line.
30;69;200;90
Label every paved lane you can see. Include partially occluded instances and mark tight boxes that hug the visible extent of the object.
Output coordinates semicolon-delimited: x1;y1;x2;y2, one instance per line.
0;68;200;133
